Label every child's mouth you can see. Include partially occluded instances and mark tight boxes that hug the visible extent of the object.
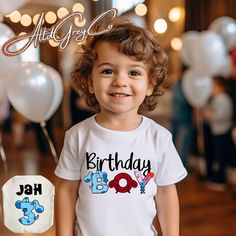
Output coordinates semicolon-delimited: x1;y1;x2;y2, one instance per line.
110;93;131;97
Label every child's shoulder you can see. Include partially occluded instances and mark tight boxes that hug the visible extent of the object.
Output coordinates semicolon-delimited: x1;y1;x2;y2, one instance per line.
145;116;172;139
66;116;94;136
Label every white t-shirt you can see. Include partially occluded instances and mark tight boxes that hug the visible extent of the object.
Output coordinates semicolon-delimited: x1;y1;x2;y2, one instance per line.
55;115;187;236
208;93;233;135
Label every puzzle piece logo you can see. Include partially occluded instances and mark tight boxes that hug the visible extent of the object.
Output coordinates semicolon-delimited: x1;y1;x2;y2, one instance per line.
15;197;44;225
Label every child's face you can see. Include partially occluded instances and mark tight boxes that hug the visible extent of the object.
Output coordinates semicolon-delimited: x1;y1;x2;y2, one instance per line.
212;80;222;96
89;41;153;116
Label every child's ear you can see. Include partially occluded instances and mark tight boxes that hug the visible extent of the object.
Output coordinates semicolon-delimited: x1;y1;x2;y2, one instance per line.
88;77;94;94
146;79;154;96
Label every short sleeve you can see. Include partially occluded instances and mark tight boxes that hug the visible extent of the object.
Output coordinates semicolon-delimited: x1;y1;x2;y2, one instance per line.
54;129;82;180
155;134;187;186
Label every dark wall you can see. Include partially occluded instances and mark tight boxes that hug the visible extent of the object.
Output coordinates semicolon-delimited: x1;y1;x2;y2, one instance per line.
185;0;236;31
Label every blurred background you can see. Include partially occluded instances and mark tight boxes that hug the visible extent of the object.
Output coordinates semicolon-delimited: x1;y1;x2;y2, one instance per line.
0;0;236;235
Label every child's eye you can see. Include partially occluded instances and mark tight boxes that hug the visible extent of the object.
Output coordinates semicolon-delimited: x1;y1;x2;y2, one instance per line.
101;69;114;75
129;70;141;76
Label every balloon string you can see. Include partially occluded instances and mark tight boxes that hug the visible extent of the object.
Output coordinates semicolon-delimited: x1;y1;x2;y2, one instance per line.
0;129;8;173
40;121;58;164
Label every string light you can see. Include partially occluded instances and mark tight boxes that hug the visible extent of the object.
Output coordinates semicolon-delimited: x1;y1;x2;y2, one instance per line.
72;3;84;13
45;11;57;24
170;37;182;51
8;10;21;23
33;14;40;25
154;19;167;34
20;14;32;26
6;5;87;27
48;39;59;47
57;7;69;19
18;32;26;36
135;3;147;16
74;17;86;27
168;7;183;22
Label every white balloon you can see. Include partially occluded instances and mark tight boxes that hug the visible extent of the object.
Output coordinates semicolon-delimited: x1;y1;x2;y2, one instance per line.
191;31;227;76
6;62;54;123
0;0;28;15
209;16;236;51
0;77;6;102
0;22;21;78
0;23;21;102
44;66;63;121
180;31;199;66
216;55;233;78
16;38;40;62
182;70;213;108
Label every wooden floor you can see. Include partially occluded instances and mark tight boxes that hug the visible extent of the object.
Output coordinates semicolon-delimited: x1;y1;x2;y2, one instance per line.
0;128;236;236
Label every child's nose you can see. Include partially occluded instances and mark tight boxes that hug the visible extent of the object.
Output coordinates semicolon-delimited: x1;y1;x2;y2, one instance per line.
112;73;128;87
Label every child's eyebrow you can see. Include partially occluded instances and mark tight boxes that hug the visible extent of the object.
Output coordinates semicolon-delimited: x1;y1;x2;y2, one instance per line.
96;62;147;70
96;63;113;68
129;64;147;70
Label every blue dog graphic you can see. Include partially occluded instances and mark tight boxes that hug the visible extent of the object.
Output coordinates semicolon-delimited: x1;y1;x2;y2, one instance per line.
15;197;44;225
84;171;109;194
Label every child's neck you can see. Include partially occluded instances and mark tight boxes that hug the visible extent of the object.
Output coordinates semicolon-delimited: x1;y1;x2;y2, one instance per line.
95;112;142;131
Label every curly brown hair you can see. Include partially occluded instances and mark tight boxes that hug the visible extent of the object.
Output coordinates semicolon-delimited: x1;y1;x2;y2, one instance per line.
71;17;169;112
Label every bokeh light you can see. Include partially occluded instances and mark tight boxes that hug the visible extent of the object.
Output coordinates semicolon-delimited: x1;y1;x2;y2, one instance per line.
72;3;84;13
135;3;147;16
20;14;32;26
8;10;21;23
170;37;182;51
49;39;59;47
154;18;167;34
74;17;86;27
45;11;57;24
57;7;69;19
168;7;183;22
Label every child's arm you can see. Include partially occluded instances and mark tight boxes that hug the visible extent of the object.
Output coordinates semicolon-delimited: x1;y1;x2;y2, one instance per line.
55;177;80;236
155;184;180;236
204;108;213;121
